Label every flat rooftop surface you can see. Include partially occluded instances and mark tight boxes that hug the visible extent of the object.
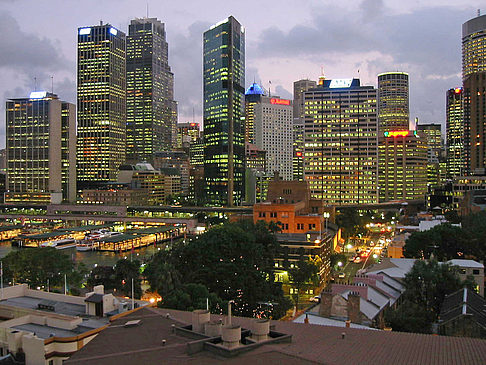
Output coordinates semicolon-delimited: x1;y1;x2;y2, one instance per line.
12;323;80;339
1;296;85;317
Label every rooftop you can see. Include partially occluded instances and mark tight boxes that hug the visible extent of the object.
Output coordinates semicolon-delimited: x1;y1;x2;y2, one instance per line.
2;296;86;317
65;306;486;365
447;259;484;269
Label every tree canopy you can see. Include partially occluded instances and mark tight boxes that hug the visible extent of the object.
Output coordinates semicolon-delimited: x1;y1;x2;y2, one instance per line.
145;220;292;319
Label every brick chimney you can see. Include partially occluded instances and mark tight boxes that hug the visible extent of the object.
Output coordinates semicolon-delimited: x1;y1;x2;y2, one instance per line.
319;291;332;317
347;292;362;324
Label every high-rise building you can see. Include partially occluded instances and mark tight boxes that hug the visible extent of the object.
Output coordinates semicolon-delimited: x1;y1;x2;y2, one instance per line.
292;118;305;181
77;23;126;186
126;18;177;163
176;122;200;149
5;92;76;203
446;87;464;177
417;123;442;152
244;82;265;144
463;14;486;80
378;130;428;201
303;78;378;204
254;96;293;180
293;79;317;120
203;16;245;206
462;15;486;174
377;72;409;132
463;72;486;174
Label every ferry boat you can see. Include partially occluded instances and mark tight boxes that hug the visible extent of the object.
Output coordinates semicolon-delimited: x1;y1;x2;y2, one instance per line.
76;239;96;252
40;238;77;249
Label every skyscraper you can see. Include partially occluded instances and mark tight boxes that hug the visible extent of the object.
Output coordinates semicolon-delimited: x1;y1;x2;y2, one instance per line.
293;79;317;120
6;92;76;203
378;131;428;201
77;23;126;185
126;18;177;163
462;15;486;174
254;96;293;180
377;72;409;132
244;82;265;144
203;16;245;206
303;78;378;205
446;87;464;177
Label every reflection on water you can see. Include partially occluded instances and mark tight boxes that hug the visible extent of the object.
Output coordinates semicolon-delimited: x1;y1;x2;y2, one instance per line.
0;240;169;268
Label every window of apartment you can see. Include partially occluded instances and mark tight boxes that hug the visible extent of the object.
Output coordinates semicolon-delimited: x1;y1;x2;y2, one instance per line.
308;223;316;230
270;212;277;218
460;269;466;275
473;269;480;275
297;223;304;230
258;212;266;218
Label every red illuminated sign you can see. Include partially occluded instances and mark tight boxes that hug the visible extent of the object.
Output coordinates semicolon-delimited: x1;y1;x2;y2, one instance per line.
270;98;290;106
384;131;409;138
190;123;197;126
296;152;302;157
454;88;462;94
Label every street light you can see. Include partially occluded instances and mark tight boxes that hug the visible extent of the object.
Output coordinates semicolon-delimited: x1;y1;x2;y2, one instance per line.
323;212;330;237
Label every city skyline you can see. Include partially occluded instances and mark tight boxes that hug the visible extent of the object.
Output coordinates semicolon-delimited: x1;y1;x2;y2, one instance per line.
0;0;480;149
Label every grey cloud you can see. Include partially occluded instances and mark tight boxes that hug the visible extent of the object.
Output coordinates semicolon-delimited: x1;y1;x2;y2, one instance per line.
0;12;70;72
170;21;211;123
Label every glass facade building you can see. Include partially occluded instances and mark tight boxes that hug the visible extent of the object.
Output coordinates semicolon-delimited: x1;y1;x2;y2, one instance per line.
203;16;245;206
446;88;465;179
377;72;409;133
463;15;486;80
6;92;76;203
77;24;126;185
303;78;378;205
126;18;177;163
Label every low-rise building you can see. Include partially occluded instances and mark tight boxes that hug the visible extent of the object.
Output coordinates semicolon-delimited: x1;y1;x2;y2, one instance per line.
447;259;484;296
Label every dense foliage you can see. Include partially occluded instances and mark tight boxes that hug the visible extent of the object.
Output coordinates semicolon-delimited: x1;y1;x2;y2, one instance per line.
1;248;87;292
145;220;292;319
385;260;473;333
404;211;486;262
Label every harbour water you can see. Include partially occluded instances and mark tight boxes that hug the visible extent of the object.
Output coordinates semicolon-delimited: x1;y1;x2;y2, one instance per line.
0;240;170;269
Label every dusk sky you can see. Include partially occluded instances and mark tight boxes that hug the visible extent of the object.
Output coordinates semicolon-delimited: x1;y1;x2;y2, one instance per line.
0;0;481;148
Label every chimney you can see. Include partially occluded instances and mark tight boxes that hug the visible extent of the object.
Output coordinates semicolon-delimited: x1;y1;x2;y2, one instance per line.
347;292;362;324
204;320;223;337
191;309;210;333
251;319;270;342
319;291;332;317
222;325;241;349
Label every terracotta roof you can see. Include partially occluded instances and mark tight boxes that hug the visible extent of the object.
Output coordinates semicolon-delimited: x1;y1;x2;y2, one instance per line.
65;306;486;365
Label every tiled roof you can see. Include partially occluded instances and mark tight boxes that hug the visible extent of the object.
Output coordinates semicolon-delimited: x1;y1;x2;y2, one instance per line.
440;288;486;329
65;306;486;365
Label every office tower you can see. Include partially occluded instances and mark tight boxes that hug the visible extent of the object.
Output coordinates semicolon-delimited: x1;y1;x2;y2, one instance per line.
292;118;305;181
126;18;177;163
77;23;126;186
378;131;428;201
244;82;265;144
254;96;293;180
153;151;190;196
303;78;378;204
416;123;442;152
5;92;76;203
293;79;317;119
463;14;486;79
203;16;245;206
446;87;464;177
463;73;486;173
377;72;409;132
176;122;200;149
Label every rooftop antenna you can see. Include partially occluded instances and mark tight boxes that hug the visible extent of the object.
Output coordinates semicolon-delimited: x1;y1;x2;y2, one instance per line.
269;80;272;97
100;19;103;26
478;9;481;17
147;2;149;18
51;76;54;94
192;107;195;124
34;77;37;91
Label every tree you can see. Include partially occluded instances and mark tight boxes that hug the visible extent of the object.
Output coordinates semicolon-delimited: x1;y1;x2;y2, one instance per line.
2;248;75;289
403;223;470;261
113;259;142;298
145;220;292;319
288;257;319;309
330;253;347;270
159;283;225;313
87;265;116;290
385;259;468;333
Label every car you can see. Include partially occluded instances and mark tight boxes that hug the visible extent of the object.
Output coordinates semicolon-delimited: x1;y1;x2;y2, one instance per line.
349;256;355;262
338;272;346;279
310;296;321;303
354;257;362;263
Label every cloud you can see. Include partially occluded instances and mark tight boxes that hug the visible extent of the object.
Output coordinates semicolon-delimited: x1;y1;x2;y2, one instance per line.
170;21;210;123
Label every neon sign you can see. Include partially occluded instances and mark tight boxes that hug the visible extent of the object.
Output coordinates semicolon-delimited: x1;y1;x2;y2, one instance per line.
110;28;118;36
384;130;409;138
454;88;462;94
29;91;47;99
329;79;353;88
270;98;290;105
296;152;302;157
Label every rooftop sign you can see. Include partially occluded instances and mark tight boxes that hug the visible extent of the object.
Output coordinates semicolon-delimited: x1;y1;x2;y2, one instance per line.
329;79;353;88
